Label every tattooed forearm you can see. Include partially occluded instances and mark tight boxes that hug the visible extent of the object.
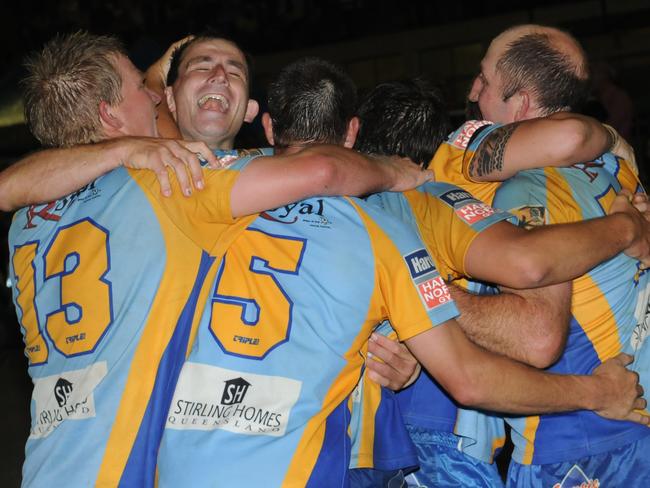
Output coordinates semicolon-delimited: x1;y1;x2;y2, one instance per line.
469;122;521;177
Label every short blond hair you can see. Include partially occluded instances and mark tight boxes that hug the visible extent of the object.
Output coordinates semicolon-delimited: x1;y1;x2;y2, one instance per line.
22;31;126;147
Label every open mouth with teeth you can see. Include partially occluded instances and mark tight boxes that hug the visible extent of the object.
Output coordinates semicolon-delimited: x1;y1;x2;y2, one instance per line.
198;93;230;112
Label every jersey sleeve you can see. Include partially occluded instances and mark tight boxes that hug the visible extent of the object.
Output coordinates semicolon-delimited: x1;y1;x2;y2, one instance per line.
459;121;506;182
404;182;516;279
491;170;552;228
429;121;502;204
129;154;263;251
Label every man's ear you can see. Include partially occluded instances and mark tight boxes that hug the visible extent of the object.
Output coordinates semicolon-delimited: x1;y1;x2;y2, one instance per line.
165;86;178;121
344;116;360;148
244;99;260;123
99;100;123;132
261;112;274;145
511;90;530;122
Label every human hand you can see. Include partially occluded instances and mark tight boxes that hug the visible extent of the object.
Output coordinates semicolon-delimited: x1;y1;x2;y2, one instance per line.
145;35;195;91
610;190;650;266
365;333;421;391
117;137;216;197
604;124;638;175
592;353;648;425
631;192;649;215
381;156;434;192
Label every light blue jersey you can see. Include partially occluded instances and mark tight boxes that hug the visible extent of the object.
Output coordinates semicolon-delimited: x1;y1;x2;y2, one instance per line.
347;183;513;485
9;162;242;487
157;160;460;487
492;151;650;481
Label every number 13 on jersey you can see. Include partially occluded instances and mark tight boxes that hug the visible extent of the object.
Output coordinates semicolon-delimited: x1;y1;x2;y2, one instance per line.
12;219;114;364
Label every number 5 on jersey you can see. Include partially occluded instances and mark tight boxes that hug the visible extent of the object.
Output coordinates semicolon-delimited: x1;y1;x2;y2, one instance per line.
210;228;306;360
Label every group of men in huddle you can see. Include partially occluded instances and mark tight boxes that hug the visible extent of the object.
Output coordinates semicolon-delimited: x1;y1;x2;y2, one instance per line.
1;21;649;488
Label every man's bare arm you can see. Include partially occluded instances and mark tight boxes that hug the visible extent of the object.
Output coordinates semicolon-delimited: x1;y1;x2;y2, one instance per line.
464;198;650;288
467;112;611;182
0;137;214;211
449;283;571;368
230;145;432;217
406;321;647;423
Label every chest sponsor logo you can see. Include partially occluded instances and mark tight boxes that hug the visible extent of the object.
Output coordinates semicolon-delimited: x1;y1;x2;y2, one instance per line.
260;199;331;228
167;363;301;437
29;361;106;439
450;120;492;149
454;201;496;224
553;464;599;488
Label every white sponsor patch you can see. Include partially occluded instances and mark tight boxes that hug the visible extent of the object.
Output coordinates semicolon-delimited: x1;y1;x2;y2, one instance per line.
450;120;493;149
30;361;106;439
166;362;301;437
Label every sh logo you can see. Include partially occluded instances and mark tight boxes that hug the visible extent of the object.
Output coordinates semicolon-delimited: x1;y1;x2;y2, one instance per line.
54;378;74;407
221;377;251;405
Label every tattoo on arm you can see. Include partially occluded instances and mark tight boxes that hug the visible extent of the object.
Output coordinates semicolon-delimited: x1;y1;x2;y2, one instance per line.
470;122;521;177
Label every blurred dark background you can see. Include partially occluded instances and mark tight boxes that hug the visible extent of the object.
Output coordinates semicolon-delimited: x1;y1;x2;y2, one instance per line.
2;1;650;485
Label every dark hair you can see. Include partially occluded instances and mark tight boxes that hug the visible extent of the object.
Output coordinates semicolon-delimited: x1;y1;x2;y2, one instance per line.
166;32;253;90
22;31;127;147
267;57;357;148
355;79;449;168
496;32;589;114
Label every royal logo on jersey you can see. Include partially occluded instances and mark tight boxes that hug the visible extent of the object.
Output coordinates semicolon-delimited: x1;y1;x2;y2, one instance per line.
404;249;451;310
260;199;331;228
29;362;106;439
23;182;101;229
450;120;492;149
168;363;301;437
24;203;60;229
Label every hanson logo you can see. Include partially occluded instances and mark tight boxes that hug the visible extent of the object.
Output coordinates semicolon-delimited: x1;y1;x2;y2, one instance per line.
405;249;436;279
221;377;251;406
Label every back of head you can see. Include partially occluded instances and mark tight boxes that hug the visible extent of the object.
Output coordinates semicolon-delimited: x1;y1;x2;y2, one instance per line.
496;25;589;114
267;57;357;148
23;31;126;147
355;79;449;168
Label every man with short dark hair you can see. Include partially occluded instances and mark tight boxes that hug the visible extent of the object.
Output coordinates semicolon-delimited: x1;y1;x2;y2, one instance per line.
162;35;259;151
